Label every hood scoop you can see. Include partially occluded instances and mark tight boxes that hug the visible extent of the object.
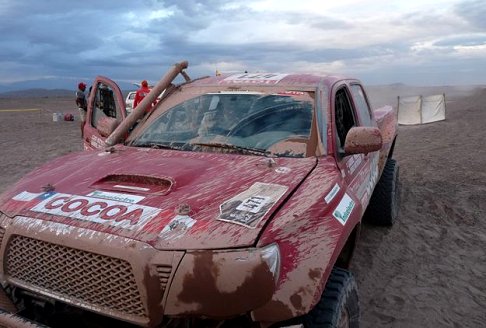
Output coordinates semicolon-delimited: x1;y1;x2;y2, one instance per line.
90;174;174;196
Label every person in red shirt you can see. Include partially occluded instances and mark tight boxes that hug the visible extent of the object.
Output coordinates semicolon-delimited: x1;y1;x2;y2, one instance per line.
133;80;151;109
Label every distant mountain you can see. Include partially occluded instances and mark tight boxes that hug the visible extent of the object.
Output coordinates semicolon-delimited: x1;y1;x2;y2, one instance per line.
0;88;136;98
366;84;485;108
0;78;81;93
0;88;73;98
0;77;136;94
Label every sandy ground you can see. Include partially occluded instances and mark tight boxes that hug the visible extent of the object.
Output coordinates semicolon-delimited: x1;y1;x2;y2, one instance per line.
352;88;486;328
0;88;485;327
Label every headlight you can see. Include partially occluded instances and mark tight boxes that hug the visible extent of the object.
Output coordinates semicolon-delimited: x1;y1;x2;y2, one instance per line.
165;246;280;316
260;243;280;283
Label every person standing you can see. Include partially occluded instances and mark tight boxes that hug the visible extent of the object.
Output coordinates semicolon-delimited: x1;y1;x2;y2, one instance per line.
76;82;88;135
133;80;150;108
133;80;151;110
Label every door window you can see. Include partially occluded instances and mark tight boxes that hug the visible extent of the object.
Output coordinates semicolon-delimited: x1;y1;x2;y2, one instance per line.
350;84;372;127
91;83;121;128
335;87;357;153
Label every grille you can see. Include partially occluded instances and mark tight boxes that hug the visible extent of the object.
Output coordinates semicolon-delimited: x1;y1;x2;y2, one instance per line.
156;265;172;294
5;235;146;317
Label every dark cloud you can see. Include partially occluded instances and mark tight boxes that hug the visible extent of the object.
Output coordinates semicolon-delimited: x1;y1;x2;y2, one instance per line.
159;0;246;16
434;35;486;47
455;0;486;29
0;0;485;89
306;16;352;30
0;0;414;85
0;2;119;73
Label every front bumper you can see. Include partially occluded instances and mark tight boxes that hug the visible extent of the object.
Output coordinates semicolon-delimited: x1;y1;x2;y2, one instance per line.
0;215;276;326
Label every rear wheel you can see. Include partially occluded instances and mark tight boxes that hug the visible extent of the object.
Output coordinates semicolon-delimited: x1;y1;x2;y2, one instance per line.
299;267;359;328
364;158;400;226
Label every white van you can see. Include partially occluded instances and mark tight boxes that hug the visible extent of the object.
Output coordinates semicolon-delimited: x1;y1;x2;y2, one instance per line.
125;91;137;114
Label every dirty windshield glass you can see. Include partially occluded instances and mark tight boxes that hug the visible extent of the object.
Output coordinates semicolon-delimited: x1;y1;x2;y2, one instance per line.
131;92;313;157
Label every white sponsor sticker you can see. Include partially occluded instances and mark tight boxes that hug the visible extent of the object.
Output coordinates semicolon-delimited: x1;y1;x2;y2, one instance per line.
324;184;340;203
209;91;264;95
219;182;288;228
221;73;288;85
346;154;364;174
87;190;145;204
13;191;42;202
30;193;161;230
114;185;150;192
332;193;355;225
160;215;196;239
363;154;380;207
90;135;105;149
275;167;291;174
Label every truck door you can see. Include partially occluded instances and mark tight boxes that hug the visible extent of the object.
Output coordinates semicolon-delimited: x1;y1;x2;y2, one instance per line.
349;83;380;210
332;84;378;216
83;77;127;150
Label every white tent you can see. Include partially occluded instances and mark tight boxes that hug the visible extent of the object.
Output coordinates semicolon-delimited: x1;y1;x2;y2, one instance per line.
398;94;446;125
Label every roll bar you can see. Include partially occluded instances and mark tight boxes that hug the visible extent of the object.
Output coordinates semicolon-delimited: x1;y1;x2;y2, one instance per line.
105;60;189;146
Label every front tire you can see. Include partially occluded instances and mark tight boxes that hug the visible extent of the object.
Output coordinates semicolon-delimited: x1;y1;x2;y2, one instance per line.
364;158;400;226
299;267;359;328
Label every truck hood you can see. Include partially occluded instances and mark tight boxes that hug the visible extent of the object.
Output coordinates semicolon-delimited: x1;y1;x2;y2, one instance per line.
0;146;317;250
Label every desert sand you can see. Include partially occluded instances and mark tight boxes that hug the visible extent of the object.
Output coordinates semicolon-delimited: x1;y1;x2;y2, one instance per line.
0;87;485;327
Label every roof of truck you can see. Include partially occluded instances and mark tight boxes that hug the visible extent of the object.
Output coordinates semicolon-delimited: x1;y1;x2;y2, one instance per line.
187;72;355;89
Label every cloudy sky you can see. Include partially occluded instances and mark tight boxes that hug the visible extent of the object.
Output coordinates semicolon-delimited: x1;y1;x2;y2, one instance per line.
0;0;485;90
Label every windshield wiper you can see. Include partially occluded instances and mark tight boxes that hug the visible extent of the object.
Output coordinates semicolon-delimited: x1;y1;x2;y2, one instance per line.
189;142;270;156
134;142;185;151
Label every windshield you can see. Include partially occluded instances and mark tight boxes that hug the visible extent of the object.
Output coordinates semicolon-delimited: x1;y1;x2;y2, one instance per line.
131;92;314;157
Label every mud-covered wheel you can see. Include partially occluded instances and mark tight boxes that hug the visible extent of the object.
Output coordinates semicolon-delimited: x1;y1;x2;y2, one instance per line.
364;158;400;226
299;267;359;328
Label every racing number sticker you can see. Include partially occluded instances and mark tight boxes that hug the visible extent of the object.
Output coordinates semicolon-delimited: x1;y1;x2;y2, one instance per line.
218;182;288;228
236;196;270;213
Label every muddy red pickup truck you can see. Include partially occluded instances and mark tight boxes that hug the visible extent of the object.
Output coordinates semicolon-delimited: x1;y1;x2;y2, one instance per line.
0;61;399;328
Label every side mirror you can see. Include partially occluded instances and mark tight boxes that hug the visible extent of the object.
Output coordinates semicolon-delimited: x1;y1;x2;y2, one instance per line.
344;126;382;155
97;117;120;138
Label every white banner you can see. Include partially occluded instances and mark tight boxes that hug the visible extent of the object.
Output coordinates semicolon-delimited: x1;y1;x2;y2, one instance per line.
398;94;445;125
